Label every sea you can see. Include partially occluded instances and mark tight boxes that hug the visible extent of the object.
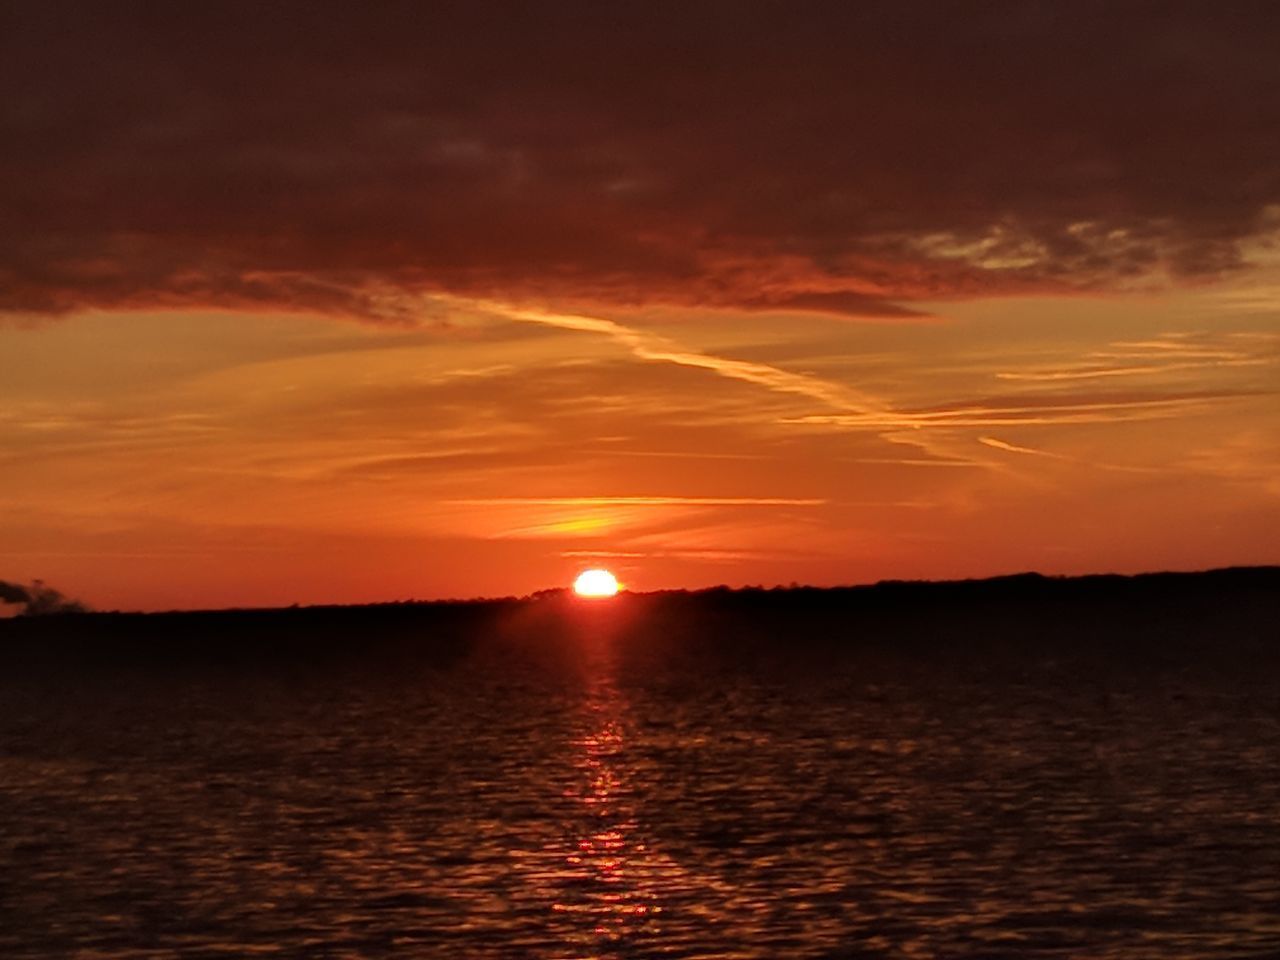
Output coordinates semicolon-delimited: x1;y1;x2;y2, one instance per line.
2;602;1278;958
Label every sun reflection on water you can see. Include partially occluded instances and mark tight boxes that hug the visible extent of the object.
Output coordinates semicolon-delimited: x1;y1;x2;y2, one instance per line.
552;641;675;954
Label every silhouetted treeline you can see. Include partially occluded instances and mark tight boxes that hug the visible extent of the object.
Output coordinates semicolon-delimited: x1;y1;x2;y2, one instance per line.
606;567;1279;678
0;567;1276;678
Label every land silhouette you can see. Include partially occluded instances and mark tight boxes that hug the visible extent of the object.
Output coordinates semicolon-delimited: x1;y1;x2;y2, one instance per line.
2;567;1275;678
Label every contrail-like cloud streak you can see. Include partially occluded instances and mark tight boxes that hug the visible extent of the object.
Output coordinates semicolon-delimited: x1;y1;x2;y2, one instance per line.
498;305;891;418
977;436;1162;474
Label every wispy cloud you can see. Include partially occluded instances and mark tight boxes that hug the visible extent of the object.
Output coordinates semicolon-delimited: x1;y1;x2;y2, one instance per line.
560;550;649;559
447;496;827;507
782;392;1256;429
842;457;984;468
605;449;773;461
562;547;789;564
493;303;890;418
996;359;1268;382
977;435;1164;475
977;436;1068;459
996;331;1277;382
1179;430;1280;497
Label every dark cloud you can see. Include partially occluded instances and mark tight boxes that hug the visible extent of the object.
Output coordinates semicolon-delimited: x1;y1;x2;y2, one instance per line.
0;579;87;614
3;2;1279;320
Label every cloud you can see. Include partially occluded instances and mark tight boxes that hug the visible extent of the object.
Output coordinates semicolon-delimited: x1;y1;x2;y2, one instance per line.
976;435;1171;476
0;578;88;614
606;450;773;462
783;390;1264;429
496;303;891;415
3;3;1280;322
996;331;1279;381
977;436;1069;459
843;457;984;469
996;360;1268;382
445;497;827;507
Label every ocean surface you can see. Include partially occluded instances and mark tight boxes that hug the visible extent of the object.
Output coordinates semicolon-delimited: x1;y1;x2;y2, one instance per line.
2;608;1279;958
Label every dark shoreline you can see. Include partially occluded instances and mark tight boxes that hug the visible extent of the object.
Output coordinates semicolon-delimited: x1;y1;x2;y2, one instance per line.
2;566;1276;673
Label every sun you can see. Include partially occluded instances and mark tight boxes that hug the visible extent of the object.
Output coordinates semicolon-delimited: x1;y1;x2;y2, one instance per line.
573;568;620;598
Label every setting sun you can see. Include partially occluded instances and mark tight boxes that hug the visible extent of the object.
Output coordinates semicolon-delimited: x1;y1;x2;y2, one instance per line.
573;569;620;598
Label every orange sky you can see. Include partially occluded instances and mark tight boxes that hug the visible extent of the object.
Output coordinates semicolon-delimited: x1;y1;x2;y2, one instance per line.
4;284;1276;611
2;5;1278;610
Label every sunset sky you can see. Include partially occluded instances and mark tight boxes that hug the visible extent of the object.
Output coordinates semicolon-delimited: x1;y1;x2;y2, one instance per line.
2;3;1278;610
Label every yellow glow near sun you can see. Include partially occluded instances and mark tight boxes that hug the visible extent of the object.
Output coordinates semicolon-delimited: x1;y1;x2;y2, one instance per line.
573;568;620;597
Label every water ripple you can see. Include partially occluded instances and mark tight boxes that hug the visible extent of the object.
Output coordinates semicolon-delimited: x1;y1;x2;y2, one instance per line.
2;632;1278;958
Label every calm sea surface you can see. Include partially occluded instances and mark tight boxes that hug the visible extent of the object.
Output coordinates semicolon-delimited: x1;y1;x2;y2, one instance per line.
2;618;1279;958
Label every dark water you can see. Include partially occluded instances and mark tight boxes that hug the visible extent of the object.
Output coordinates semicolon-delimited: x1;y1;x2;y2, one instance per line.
2;620;1279;958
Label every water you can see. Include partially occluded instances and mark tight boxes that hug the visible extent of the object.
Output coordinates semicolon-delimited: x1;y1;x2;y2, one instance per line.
2;617;1279;958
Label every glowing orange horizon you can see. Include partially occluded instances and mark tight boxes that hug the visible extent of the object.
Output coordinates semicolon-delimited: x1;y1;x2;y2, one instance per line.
2;299;1276;613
